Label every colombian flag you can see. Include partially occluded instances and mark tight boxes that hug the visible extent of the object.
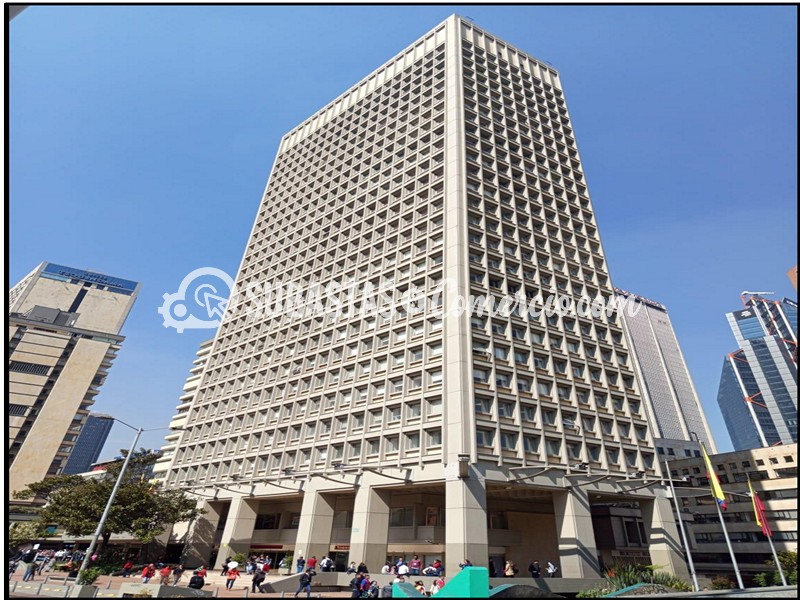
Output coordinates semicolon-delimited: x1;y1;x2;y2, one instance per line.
748;479;772;537
700;443;727;511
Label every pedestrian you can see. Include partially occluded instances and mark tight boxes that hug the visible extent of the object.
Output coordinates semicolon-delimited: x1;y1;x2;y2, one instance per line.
196;565;207;579
172;564;185;586
504;560;518;577
349;573;363;599
409;555;422;576
528;560;541;578
546;561;558;578
295;555;306;573
252;568;265;593
187;570;205;589
360;574;372;597
431;575;446;594
459;559;473;569
221;557;231;576
225;566;240;590
489;560;497;578
22;560;37;582
262;557;271;575
122;559;135;578
306;556;318;571
141;564;156;583
294;568;314;598
369;580;380;598
397;561;409;576
320;555;334;572
380;562;391;574
382;581;394;598
414;580;427;595
432;559;443;577
159;564;172;585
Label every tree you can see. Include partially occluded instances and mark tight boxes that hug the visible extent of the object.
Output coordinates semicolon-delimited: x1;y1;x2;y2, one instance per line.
13;449;203;552
8;521;46;551
754;550;798;586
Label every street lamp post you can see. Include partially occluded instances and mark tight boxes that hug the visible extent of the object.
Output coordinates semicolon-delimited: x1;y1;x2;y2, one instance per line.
76;420;143;580
665;459;700;592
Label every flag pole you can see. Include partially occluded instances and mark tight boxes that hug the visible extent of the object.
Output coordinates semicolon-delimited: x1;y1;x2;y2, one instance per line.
665;460;699;592
748;474;787;586
699;440;744;589
711;489;744;589
765;525;787;586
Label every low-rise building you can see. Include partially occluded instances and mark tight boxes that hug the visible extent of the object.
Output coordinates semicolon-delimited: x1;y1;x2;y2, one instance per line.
668;443;797;583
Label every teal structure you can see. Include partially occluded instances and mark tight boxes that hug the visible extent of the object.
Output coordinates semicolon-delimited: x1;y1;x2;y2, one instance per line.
392;567;519;598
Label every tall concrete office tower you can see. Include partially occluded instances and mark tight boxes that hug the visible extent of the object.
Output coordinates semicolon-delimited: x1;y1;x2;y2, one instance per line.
717;295;797;450
62;412;115;475
8;262;140;498
615;288;716;458
164;16;685;582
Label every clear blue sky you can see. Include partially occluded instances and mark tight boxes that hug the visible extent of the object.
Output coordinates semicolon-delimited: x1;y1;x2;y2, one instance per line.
8;5;797;459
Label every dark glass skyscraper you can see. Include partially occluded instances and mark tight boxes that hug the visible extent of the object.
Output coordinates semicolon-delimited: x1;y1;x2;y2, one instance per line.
717;296;797;450
62;413;115;475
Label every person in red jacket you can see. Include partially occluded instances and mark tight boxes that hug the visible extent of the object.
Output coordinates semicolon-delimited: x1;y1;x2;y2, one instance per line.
141;564;156;583
306;556;317;570
225;567;240;590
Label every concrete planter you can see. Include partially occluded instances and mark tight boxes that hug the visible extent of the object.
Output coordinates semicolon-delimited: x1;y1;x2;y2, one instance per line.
118;583;212;597
69;584;98;597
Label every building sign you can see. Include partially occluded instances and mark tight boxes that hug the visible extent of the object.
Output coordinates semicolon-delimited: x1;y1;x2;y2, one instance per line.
249;544;283;550
42;263;138;292
333;545;350;551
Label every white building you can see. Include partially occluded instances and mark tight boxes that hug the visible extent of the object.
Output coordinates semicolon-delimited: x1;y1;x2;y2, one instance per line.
8;262;140;499
162;15;687;581
615;288;717;459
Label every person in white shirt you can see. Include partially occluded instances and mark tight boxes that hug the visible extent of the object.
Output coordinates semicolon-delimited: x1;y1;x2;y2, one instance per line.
397;563;410;576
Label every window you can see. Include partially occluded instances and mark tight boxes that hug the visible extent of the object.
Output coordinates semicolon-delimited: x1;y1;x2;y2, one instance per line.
498;401;515;418
254;513;280;529
495;372;511;388
476;429;495;447
546;438;561;457
523;436;540;453
390;507;414;527
428;398;442;416
475;396;493;414
427;428;442;446
500;432;518;450
542;410;557;425
473;368;490;384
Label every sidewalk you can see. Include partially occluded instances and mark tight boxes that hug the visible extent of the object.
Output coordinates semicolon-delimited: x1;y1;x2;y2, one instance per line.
8;569;353;598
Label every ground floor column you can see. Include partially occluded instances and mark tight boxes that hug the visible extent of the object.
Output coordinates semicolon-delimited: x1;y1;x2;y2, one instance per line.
182;498;225;568
552;487;601;577
640;493;690;579
214;495;257;570
349;484;390;571
444;469;488;576
294;485;336;570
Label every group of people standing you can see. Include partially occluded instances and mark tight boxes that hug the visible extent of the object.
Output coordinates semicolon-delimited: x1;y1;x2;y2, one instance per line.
526;560;558;578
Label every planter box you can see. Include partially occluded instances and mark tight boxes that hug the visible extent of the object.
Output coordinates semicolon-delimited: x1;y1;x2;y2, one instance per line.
118;583;212;597
69;585;98;597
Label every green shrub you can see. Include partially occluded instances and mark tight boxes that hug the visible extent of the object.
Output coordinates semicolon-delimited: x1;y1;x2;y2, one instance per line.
76;567;103;585
710;575;732;590
603;562;690;592
282;552;294;571
231;552;247;565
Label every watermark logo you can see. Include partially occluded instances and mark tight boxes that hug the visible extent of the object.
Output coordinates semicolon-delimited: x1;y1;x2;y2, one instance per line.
161;267;643;332
158;267;234;333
